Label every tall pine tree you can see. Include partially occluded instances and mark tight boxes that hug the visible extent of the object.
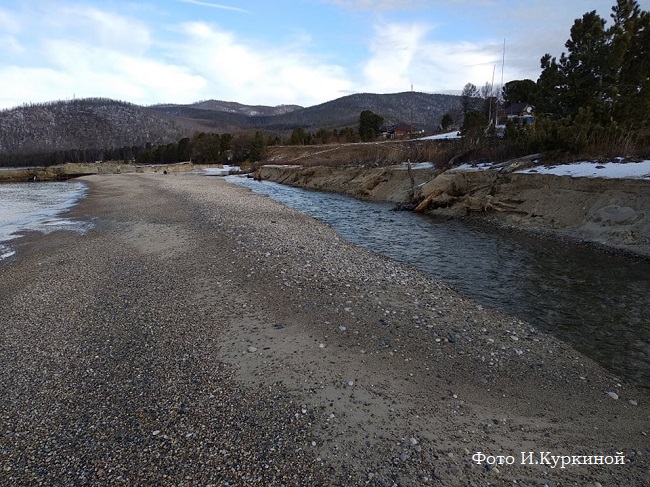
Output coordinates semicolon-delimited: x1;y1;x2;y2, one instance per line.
537;0;649;129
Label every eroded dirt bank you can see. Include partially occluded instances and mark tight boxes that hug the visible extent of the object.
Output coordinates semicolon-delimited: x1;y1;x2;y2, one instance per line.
255;164;650;257
256;164;439;203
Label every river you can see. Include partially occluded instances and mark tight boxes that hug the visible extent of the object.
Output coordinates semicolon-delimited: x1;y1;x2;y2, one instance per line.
226;175;650;387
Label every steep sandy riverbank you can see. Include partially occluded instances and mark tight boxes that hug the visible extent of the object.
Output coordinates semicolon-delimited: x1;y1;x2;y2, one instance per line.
255;164;439;203
1;173;648;485
255;164;650;257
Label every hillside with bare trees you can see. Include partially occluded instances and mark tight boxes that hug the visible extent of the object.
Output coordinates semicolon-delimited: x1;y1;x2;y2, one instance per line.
0;98;188;155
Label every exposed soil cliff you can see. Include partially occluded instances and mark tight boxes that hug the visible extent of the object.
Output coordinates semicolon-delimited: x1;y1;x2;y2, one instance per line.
255;164;650;257
255;164;440;203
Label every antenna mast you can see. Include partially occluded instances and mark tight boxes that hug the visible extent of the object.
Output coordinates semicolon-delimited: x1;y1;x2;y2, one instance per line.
489;64;496;125
498;38;506;125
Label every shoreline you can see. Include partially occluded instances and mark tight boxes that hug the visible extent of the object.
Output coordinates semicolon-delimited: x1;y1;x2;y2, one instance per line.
255;164;650;259
0;179;90;262
1;173;648;485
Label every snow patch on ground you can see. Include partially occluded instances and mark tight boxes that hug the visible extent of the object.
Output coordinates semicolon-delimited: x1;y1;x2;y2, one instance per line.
419;131;461;140
445;160;650;180
516;160;650;179
448;162;494;172
397;162;436;170
203;165;239;176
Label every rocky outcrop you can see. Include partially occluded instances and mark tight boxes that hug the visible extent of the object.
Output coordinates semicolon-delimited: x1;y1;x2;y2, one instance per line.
255;164;650;257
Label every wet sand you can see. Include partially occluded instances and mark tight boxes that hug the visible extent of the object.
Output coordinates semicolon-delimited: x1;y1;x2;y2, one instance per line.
1;173;648;486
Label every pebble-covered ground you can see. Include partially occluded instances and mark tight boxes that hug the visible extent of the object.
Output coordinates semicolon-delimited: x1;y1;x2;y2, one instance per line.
1;173;648;486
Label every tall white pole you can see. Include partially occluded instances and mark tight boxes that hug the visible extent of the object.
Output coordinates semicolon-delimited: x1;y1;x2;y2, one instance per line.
498;38;506;124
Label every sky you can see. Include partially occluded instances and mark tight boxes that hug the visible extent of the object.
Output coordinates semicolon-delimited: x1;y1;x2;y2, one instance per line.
0;0;644;110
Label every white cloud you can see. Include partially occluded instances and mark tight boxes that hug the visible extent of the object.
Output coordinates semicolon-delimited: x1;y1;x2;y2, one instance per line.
325;0;437;10
0;66;73;108
175;22;353;106
0;7;20;33
1;35;24;55
360;22;502;94
48;6;152;55
0;4;208;108
0;38;205;107
362;22;428;91
178;0;250;13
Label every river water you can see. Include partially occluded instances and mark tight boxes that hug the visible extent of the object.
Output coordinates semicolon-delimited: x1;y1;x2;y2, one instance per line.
0;181;89;260
226;175;650;387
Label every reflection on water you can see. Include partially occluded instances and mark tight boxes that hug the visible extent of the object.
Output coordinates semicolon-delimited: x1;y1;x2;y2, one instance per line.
226;176;650;387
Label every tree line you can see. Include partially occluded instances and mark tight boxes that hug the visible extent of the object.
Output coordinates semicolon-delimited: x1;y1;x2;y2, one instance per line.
456;0;650;158
0;116;382;168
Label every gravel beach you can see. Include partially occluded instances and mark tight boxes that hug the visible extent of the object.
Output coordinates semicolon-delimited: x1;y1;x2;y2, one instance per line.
1;173;649;486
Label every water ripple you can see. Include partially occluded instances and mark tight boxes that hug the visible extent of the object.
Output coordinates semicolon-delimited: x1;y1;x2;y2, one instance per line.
226;175;650;387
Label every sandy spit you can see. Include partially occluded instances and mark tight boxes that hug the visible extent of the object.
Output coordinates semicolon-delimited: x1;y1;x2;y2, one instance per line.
0;173;648;486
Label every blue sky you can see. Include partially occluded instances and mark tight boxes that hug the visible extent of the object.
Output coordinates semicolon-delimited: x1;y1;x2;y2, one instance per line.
0;0;640;109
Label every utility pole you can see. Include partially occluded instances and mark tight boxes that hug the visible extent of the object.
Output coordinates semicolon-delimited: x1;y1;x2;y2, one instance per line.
410;84;414;136
498;38;505;125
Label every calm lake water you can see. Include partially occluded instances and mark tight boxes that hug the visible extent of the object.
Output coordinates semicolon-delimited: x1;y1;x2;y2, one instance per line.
0;181;89;260
226;175;650;387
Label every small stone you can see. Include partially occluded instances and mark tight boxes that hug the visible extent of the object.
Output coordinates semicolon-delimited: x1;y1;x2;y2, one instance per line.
410;437;418;445
152;430;161;436
319;343;325;348
347;380;354;386
247;346;258;353
338;325;347;332
606;391;619;400
628;399;638;406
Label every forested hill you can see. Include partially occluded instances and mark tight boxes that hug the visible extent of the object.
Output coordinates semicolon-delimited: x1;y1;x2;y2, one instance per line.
0;98;188;155
150;92;461;132
151;100;303;117
0;92;461;159
266;92;461;131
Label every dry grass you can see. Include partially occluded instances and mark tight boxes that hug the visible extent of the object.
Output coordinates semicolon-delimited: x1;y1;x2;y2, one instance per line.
262;139;457;169
258;131;650;171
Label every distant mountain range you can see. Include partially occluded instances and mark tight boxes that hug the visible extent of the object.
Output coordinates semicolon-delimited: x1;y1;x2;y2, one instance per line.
0;92;461;155
150;92;460;133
